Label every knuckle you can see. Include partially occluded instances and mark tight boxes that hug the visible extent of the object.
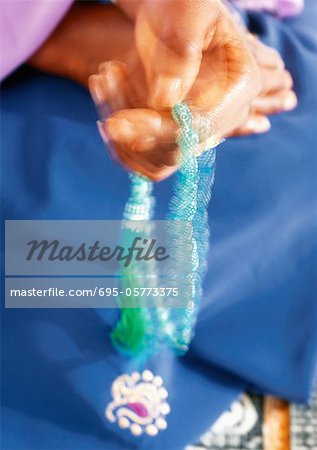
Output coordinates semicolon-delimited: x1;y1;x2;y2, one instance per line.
284;71;293;88
98;62;110;74
162;27;201;60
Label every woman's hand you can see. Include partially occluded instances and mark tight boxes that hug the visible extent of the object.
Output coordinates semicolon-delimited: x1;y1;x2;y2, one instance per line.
115;0;296;136
230;34;297;136
28;1;297;181
90;0;262;180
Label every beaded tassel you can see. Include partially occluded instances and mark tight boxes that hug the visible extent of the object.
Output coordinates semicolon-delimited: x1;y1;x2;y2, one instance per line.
111;103;216;357
111;174;156;356
166;104;216;353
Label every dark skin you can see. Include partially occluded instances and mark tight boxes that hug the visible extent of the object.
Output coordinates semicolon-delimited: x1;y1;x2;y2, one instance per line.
29;1;297;180
29;4;134;87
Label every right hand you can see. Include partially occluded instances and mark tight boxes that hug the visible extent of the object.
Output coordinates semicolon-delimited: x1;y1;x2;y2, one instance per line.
90;0;262;180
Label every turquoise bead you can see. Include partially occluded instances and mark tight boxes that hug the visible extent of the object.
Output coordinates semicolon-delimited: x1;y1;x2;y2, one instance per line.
114;102;217;356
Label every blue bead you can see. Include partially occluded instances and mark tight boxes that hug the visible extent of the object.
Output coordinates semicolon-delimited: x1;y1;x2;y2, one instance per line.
114;102;217;356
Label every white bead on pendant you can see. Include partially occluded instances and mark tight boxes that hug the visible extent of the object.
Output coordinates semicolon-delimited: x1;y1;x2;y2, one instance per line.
105;370;170;436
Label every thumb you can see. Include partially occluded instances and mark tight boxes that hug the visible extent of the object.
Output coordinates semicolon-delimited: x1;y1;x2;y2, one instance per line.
136;0;219;109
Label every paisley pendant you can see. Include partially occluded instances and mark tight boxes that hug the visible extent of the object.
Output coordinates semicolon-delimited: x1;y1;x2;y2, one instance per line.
105;370;170;436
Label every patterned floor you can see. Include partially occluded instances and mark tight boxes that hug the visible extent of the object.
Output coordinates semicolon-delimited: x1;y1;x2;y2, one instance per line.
291;393;317;450
186;389;317;450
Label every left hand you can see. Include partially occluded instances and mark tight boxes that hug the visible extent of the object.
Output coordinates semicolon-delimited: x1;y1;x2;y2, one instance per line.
230;34;297;136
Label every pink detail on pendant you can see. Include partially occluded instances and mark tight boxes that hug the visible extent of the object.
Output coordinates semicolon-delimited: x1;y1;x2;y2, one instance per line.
127;402;148;418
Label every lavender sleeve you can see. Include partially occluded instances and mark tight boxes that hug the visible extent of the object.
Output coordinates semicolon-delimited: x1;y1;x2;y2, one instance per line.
231;0;304;17
0;0;73;81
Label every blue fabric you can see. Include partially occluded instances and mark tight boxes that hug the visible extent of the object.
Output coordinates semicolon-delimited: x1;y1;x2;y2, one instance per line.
1;2;317;448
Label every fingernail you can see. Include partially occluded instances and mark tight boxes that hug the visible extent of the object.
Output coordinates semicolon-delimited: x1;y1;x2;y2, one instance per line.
283;93;297;111
89;75;104;106
97;120;109;144
106;117;138;143
248;116;271;133
150;77;182;108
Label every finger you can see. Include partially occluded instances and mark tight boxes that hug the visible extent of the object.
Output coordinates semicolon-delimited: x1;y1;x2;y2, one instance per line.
193;104;248;153
136;0;219;108
247;36;284;70
99;59;149;108
186;39;261;144
260;68;293;95
252;90;298;115
89;61;132;117
231;114;271;136
97;115;179;178
114;143;177;181
102;108;177;152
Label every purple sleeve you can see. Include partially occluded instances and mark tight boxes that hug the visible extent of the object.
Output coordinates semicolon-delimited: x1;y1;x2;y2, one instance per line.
231;0;304;18
0;0;73;80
